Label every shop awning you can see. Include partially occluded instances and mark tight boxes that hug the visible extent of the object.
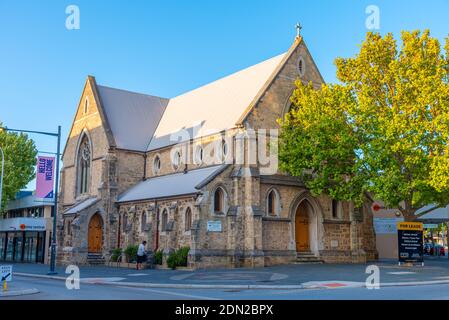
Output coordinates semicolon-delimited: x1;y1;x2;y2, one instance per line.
416;204;449;223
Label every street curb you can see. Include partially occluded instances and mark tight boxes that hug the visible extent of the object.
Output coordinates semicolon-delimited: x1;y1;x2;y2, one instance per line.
14;272;449;290
0;288;39;297
14;273;306;290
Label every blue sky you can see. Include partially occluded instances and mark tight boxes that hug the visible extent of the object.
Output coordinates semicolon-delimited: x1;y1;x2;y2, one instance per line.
1;0;448;190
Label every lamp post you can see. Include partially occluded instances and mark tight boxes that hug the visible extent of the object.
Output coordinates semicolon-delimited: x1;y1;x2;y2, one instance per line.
2;126;61;274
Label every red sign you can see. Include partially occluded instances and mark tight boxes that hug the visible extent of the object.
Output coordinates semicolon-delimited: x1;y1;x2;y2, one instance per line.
372;203;382;212
20;224;26;230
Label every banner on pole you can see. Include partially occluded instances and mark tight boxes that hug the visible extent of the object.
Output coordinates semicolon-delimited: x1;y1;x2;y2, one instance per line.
36;156;55;199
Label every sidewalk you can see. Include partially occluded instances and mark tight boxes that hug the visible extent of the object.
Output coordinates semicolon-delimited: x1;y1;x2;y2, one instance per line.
0;283;39;297
9;257;449;290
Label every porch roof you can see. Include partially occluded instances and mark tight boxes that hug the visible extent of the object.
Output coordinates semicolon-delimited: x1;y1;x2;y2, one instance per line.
64;197;99;215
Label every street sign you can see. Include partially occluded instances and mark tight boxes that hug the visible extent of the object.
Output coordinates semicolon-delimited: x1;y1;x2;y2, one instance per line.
0;265;12;282
397;222;423;264
423;224;438;229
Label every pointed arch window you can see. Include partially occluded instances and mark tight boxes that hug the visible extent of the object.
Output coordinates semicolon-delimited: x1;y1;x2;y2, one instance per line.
185;207;192;231
161;209;168;232
77;134;91;195
213;187;227;214
267;189;280;216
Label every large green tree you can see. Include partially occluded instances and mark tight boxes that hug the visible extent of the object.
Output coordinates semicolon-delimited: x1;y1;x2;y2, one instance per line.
0;126;37;212
279;30;449;221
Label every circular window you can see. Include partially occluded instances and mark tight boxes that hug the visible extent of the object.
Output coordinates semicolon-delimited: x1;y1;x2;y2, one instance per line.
172;150;182;171
297;56;305;77
153;155;161;174
194;145;203;165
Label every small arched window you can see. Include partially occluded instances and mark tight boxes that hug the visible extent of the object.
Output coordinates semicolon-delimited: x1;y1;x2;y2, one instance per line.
84;98;89;114
66;219;72;236
122;214;128;230
267;189;279;216
298;56;305;77
213;187;225;214
194;145;203;165
77;134;91;195
141;211;147;232
153;155;161;175
332;199;341;219
172;150;181;171
185;207;192;231
161;209;168;231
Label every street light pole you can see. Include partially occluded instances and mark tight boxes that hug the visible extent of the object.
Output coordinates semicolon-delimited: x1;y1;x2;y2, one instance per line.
48;126;61;275
2;126;61;274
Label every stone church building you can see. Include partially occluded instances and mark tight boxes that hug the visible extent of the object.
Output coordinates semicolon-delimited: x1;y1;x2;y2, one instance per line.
57;36;378;268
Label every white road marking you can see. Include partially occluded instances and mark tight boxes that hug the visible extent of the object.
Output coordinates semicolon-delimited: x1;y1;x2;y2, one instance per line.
82;277;126;283
116;286;221;300
127;273;148;277
388;272;416;275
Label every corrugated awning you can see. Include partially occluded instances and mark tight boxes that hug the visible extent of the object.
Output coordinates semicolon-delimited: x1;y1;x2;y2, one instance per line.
416;204;449;223
117;165;228;203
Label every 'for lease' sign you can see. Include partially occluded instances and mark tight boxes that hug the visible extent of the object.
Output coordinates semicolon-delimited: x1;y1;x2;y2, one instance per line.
397;222;423;264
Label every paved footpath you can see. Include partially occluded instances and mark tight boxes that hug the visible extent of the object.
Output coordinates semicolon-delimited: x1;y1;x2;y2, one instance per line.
7;256;449;290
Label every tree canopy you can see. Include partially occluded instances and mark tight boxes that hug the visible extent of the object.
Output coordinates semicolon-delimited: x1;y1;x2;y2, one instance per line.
0;126;37;212
279;30;449;221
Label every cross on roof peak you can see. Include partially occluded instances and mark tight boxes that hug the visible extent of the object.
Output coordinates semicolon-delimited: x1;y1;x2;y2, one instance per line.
295;23;302;38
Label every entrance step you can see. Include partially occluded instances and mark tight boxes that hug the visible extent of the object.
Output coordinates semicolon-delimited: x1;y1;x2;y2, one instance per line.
295;252;324;264
87;253;105;265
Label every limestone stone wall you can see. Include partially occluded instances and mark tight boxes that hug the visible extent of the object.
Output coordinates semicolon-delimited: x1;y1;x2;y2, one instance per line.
145;129;239;179
61;78;111;206
115;150;145;195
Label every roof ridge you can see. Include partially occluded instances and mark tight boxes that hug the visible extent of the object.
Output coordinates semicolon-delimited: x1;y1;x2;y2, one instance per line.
171;52;287;100
97;84;169;101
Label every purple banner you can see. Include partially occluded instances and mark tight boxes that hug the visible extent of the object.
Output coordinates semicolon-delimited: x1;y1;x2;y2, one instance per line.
36;156;55;199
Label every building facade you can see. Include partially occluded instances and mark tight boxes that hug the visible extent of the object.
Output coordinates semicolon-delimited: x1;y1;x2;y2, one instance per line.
0;191;54;264
57;36;378;268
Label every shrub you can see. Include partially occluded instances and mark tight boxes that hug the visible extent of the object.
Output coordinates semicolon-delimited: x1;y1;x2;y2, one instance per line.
166;252;177;269
176;247;190;267
166;247;190;270
110;248;122;262
124;245;138;263
153;250;163;265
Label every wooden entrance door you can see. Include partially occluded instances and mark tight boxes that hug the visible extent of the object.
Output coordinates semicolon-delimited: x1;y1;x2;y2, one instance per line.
88;214;103;253
295;202;310;252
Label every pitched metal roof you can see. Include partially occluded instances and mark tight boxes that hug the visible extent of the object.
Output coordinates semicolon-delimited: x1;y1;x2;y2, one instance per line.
117;165;227;203
97;85;169;152
63;197;99;215
147;53;286;151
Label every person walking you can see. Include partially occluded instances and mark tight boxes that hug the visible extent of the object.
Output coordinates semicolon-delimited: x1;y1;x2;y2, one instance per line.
136;241;147;270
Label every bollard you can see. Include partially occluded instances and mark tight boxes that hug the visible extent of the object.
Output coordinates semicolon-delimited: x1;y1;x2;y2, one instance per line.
3;280;7;292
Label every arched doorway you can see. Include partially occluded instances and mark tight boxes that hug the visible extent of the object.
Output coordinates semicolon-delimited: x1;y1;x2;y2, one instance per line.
295;201;311;252
88;213;103;253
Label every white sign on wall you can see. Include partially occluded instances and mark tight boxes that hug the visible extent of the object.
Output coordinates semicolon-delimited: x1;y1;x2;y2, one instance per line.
207;221;222;232
373;217;404;234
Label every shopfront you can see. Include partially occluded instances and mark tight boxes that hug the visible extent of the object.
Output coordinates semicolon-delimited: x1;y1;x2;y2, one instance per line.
0;218;47;263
